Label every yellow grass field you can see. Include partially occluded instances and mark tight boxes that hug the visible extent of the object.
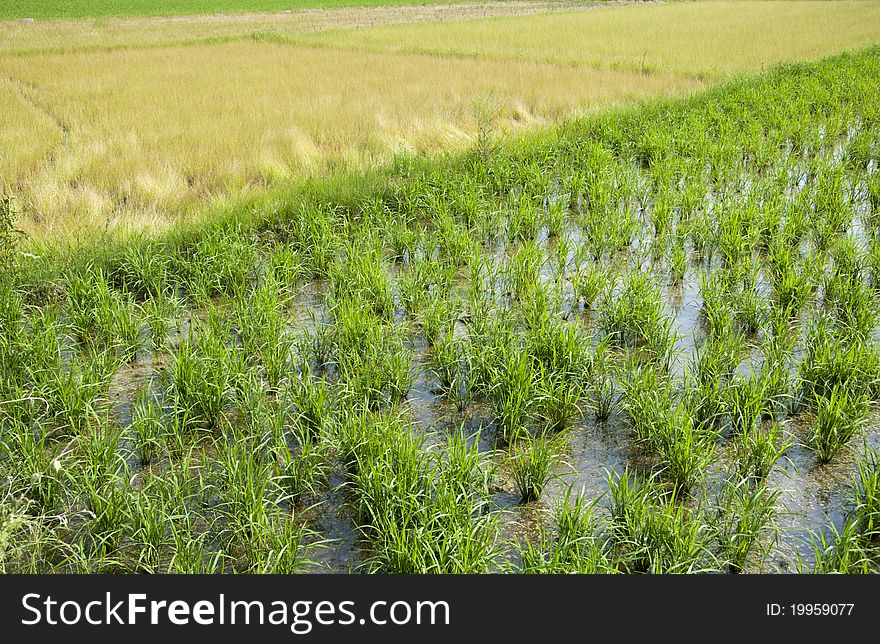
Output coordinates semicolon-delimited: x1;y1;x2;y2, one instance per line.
297;0;880;78
3;1;880;239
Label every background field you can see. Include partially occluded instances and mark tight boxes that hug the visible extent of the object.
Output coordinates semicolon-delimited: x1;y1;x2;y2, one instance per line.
297;0;880;78
3;0;880;239
2;0;486;20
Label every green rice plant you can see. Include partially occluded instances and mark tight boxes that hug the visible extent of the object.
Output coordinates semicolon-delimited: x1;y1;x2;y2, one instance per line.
246;513;314;574
713;477;780;573
174;226;257;304
487;347;537;444
68;427;132;558
266;242;306;292
507;194;542;243
851;446;880;540
333;300;414;409
520;489;614;573
537;369;583;433
38;351;113;437
571;262;608;310
142;291;181;351
167;322;236;430
670;235;688;285
128;484;173;573
509;432;564;503
272;427;328;506
805;519;875;574
0;420;65;515
733;421;791;485
168;520;227;574
655;403;715;493
116;242;170;299
329;236;395;320
66;267;142;360
129;391;165;466
505;238;544;300
347;412;500;573
290;371;332;438
607;470;717;573
726;372;773;435
421;293;454;348
808;387;869;464
600;270;675;367
431;332;472;411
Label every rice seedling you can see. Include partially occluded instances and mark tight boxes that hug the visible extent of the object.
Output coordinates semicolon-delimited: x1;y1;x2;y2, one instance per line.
713;477;780;573
807;387;869;464
733;421;791;485
606;470;718;573
508;432;564;504
519;489;614;573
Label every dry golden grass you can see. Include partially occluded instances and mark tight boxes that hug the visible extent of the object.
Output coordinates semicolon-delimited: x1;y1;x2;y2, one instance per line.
297;0;880;78
3;1;880;239
0;2;587;55
0;39;694;238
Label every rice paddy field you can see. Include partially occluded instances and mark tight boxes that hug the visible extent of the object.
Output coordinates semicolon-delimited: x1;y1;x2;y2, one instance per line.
2;1;880;575
3;1;880;238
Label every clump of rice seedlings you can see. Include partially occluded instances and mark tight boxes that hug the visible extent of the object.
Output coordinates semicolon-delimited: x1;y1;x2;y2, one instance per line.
713;477;779;573
571;262;608;310
590;370;618;422
246;514;315;574
487;346;537;444
733;421;791;485
807;387;869;464
601;270;675;368
505;238;544;300
421;293;454;348
142;291;181;351
68;426;132;559
607;470;717;573
0;420;65;515
726;371;773;435
768;246;819;315
509;432;564;503
266;242;306;292
851;446;880;539
129;391;166;466
116;243;170;299
670;235;688;285
804;450;880;573
128;484;172;573
657;404;715;493
39;351;113;437
806;520;875;574
796;316;880;408
332;301;414;409
537;370;583;433
167;319;237;430
66;267;143;361
272;427;328;507
431;332;472;412
344;412;500;573
290;371;332;438
507;194;542;243
329;237;395;320
520;488;614;573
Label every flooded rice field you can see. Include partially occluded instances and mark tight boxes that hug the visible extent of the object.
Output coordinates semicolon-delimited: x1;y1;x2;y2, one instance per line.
2;47;880;573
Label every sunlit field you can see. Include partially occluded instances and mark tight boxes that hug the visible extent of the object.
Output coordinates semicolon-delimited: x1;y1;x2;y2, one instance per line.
4;1;880;238
299;0;880;78
2;46;880;573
